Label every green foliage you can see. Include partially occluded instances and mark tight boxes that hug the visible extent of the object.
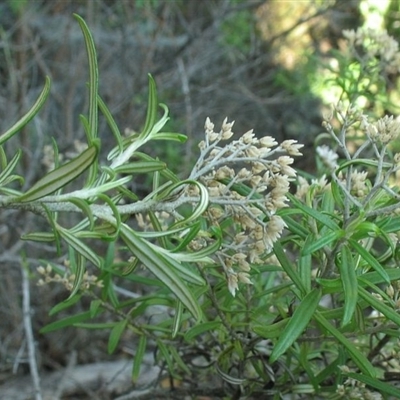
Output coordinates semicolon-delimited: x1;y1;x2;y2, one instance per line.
4;15;400;399
220;5;255;54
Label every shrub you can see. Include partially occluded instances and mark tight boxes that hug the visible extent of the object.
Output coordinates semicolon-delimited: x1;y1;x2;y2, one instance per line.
4;15;400;399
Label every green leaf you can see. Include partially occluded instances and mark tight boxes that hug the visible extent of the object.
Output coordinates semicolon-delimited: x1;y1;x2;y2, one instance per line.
171;221;202;253
43;205;61;254
97;94;123;153
141;74;158;139
348;238;390;283
299;254;311;292
90;299;102;318
108;319;127;354
169;345;191;375
157;341;179;378
120;223;202;321
17;144;98;202
0;149;21;185
132;335;147;383
270;288;321;363
288;193;340;231
114;161;166;174
68;198;95;231
314;312;376;377
57;226;102;268
146;241;209;282
338;158;392;172
135;152;180;183
274;241;304;294
345;372;400;397
301;229;344;256
40;311;93;333
0;76;50;145
152;132;187;142
0;146;7;170
74;14;98;142
338;245;358;326
377;216;400;233
49;294;82;316
184;321;222;342
172;301;183;338
358;286;400;326
68;253;86;299
21;232;56;242
158;180;209;229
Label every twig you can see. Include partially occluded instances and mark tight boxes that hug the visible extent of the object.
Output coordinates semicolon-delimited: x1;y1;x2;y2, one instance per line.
21;263;43;400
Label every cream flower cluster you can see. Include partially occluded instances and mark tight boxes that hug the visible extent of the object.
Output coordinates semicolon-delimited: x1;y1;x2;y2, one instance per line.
37;264;103;291
365;115;400;145
191;118;303;296
343;28;400;75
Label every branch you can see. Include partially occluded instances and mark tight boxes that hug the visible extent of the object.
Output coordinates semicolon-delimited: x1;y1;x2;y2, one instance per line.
21;263;42;400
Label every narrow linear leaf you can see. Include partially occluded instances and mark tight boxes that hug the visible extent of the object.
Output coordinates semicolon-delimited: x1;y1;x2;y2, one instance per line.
114;161;166;174
132;335;147;383
49;294;82;316
108;319;128;354
0;149;21;185
141;74;158;139
314;311;376;377
358;286;400;326
135;152;180;183
184;321;222;342
280;212;309;239
0;146;7;169
338;158;392;172
345;372;400;397
301;230;344;256
57;226;102;268
146;241;207;284
338;245;358;326
68;253;86;300
90;299;102;318
349;238;390;283
299;254;311;293
40;311;93;333
18;144;98;202
270;288;321;363
288;193;340;231
157;341;177;377
120;224;202;321
172;301;183;338
0;76;50;145
97;94;123;153
21;232;56;242
68;197;95;231
172;222;202;253
43;204;61;254
74;14;98;141
161;180;209;229
274;241;305;294
148;103;169;136
75;322;117;329
96;194;121;240
152;132;187;142
169;345;191;374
